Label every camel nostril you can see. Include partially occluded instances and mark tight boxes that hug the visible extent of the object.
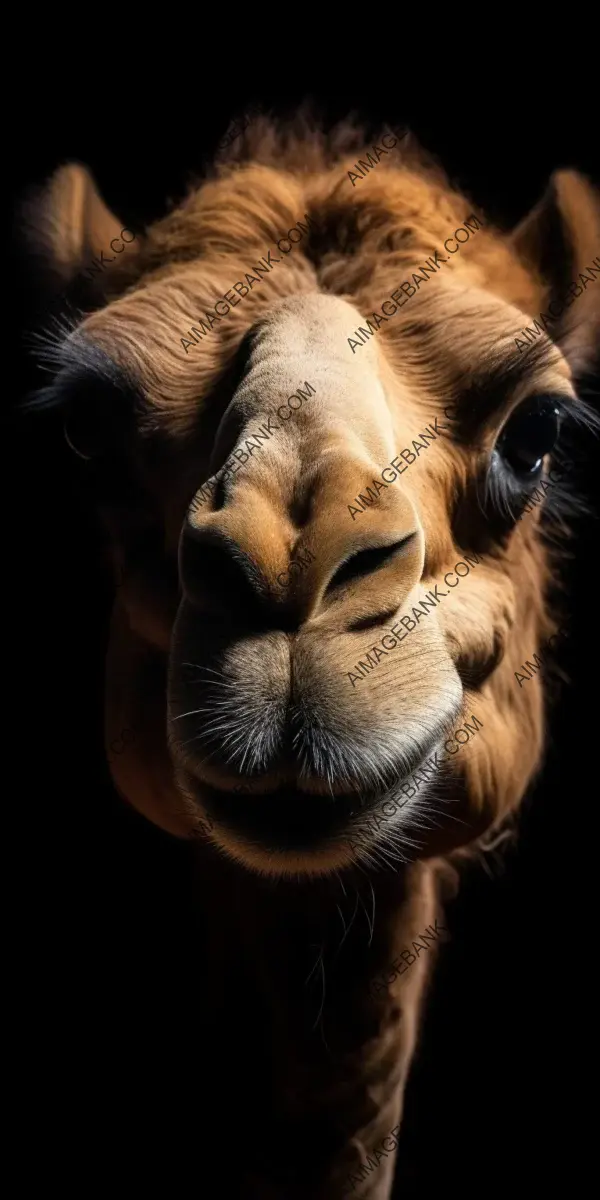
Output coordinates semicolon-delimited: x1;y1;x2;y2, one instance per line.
179;524;265;612
326;533;417;594
211;474;227;513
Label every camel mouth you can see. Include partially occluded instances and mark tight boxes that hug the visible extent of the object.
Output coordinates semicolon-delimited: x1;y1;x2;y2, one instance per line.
181;743;443;861
187;778;370;851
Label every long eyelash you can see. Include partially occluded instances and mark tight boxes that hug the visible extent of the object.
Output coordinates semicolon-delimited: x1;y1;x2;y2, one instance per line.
25;306;83;368
541;393;600;522
482;466;519;525
557;391;600;440
23;323;143;423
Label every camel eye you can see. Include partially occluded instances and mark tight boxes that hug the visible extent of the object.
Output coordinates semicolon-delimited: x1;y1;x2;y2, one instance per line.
497;396;562;477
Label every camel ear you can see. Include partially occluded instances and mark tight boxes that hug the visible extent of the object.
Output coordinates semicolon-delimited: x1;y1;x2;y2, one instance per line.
510;169;600;379
23;162;138;287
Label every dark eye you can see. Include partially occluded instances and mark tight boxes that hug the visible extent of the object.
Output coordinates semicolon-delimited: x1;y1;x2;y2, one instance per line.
496;396;562;477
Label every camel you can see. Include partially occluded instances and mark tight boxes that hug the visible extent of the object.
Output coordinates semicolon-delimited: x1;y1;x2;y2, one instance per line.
27;114;600;1197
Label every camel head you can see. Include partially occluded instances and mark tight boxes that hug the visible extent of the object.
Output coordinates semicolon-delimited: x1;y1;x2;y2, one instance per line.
28;118;600;878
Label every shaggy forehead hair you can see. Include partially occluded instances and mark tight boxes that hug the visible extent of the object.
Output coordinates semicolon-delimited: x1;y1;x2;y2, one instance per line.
35;123;528;401
35;114;590;443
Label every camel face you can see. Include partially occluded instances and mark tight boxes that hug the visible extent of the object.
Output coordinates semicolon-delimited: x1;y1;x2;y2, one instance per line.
29;123;600;878
166;279;577;877
164;285;570;878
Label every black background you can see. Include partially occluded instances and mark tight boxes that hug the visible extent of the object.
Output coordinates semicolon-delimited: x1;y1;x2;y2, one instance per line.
9;62;598;1195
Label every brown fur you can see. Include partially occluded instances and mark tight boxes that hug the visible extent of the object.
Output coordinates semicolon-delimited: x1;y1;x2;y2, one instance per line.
27;116;600;1197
